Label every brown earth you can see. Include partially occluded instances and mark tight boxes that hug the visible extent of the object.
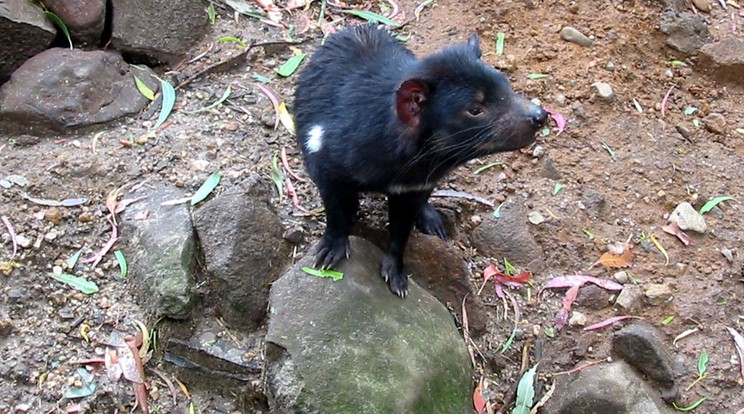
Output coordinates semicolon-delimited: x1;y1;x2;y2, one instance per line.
1;0;743;413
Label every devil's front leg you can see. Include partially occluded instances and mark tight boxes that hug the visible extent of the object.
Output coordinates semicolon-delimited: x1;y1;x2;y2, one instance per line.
314;180;359;270
382;191;431;297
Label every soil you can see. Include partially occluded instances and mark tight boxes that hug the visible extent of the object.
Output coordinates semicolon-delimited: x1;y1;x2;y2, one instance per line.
1;0;743;413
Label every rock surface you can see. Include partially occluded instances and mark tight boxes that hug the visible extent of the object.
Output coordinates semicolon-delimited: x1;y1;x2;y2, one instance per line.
110;0;209;64
0;48;158;135
668;202;707;234
192;178;291;330
470;202;545;273
542;361;677;413
265;236;472;414
121;183;198;319
45;0;105;47
699;36;744;86
659;11;710;54
560;26;593;47
0;0;56;83
612;322;679;402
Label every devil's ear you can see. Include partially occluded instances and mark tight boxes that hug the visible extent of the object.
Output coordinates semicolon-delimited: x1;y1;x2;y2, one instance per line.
395;79;430;129
467;33;482;59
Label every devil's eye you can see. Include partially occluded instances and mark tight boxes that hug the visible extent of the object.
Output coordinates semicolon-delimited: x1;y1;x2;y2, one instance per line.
468;107;483;116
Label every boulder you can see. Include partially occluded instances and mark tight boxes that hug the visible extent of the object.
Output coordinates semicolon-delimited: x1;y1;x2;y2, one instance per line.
699;36;744;86
659;11;710;54
0;48;158;135
110;0;209;64
192;177;291;330
265;236;472;414
121;183;198;319
0;0;55;83
45;0;105;47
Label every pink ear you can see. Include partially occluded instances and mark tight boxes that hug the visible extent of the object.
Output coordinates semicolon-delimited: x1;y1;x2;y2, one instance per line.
395;79;429;128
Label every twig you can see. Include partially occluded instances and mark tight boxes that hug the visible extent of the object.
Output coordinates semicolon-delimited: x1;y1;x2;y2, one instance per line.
1;216;18;258
660;83;676;118
281;147;307;183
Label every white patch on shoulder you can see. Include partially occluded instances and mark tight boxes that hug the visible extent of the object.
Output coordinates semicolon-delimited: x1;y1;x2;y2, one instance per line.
306;125;324;154
387;183;435;194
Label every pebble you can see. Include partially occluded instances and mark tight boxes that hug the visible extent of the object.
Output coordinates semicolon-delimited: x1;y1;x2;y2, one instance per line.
16;234;32;248
555;93;567;106
44;230;58;241
675;123;693;141
703;113;726;134
593;82;614;100
691;0;711;12
613;271;630;284
668;202;707;233
527;211;546;225
560;26;594;47
568;311;587;326
605;61;615;71
136;135;149;145
665;69;673;78
532;145;546;158
615;285;643;311
644;283;673;306
78;212;95;223
721;248;734;263
45;208;63;225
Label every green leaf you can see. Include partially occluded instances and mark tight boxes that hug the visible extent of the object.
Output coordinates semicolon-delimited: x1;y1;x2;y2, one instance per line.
492;202;505;218
44;11;73;50
114;250;128;279
527;73;550;80
217;36;247;47
541;127;550;136
582;228;595;239
500;329;516;352
543;326;555;338
511;365;537;414
270;151;284;199
67;249;82;269
50;272;99;294
673;397;707;411
252;73;271;83
683;106;698;116
191;172;221;206
302;266;344;281
276;53;307;77
552;183;565;195
154;79;176;129
662;315;675;325
340;9;400;26
63;368;97;398
207;2;217;24
495;32;506;55
133;76;155;101
503;258;518;276
474;162;503;175
667;60;688;67
699;196;734;214
697;349;708;376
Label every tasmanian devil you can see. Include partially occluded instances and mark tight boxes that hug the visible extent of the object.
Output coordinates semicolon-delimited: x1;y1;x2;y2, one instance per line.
293;25;547;297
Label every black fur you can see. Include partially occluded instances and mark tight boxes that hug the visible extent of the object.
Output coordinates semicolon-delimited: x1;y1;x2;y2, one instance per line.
294;25;547;297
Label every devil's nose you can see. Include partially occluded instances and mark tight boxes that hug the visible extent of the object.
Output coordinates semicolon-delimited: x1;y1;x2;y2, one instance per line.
530;106;548;128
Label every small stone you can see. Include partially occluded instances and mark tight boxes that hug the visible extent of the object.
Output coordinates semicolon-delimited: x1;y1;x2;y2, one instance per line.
615;285;643;311
721;248;734;263
676;123;693;141
614;271;630;284
560;26;594;47
224;121;240;132
644;284;673;306
78;212;95;223
470;215;482;225
593;82;614;100
16;235;32;248
668;202;707;233
532;145;546;158
703;113;726;134
555;94;567;106
665;69;674;78
44;231;58;241
136;135;149;145
45;208;63;225
691;0;711;12
605;61;615;71
282;227;305;244
99;298;113;309
569;311;587;326
527;211;546;225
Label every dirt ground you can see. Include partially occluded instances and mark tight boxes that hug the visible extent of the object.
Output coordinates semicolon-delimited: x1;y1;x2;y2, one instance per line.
1;0;743;413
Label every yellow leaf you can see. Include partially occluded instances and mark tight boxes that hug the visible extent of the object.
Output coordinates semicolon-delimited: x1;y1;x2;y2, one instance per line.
175;377;191;399
279;102;295;135
80;323;90;342
591;245;633;268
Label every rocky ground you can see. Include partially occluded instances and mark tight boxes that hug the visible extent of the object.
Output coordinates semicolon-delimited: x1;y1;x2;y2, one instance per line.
1;0;744;413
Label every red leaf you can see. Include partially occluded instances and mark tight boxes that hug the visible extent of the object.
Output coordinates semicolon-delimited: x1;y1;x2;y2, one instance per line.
583;315;640;331
662;222;693;246
544;107;566;135
555;284;580;330
473;383;486;413
543;275;623;291
484;265;531;288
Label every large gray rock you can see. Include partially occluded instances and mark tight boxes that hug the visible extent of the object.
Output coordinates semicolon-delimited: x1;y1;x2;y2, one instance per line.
192;178;291;330
542;361;677;414
45;0;105;47
0;48;158;135
0;0;56;83
110;0;209;64
659;11;710;54
699;36;744;86
470;202;545;272
122;183;198;319
612;322;679;402
265;236;472;414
